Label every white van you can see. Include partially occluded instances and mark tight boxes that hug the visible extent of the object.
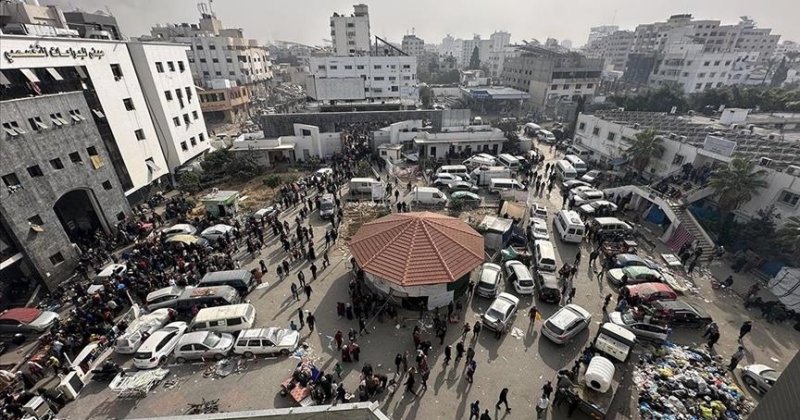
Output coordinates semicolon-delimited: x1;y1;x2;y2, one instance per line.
555;160;577;181
538;130;557;143
590;217;633;237
470;166;511;186
436;165;469;177
463;153;496;169
533;240;557;273
489;178;525;194
115;309;172;354
554;210;585;243
191;303;256;334
564;155;588;174
496;154;521;171
349;177;380;195
319;193;335;219
411;186;447;205
566;146;592;160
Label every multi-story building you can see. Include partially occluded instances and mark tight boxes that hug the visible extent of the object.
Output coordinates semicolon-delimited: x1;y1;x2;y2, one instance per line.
149;11;271;122
647;43;749;93
329;4;371;56
440;31;511;69
306;56;418;105
585;30;635;71
62;10;122;40
586;25;619;48
487;47;520;78
402;34;425;56
501;46;602;111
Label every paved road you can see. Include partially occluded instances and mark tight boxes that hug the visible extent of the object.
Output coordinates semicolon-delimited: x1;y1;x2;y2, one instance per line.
59;144;800;419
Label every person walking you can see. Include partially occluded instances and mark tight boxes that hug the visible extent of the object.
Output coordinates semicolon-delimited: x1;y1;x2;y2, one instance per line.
358;317;369;335
290;283;299;301
306;312;316;332
707;329;721;350
574;251;581;266
473;321;482;337
480;409;492;420
542;381;553;399
703;322;719;338
297;308;305;329
729;346;746;370
589;248;600;269
404;368;416;395
394;353;403;374
420;367;430;390
334;362;343;379
687;258;698;274
462;322;472;340
456;341;465;361
529;305;539;325
567;287;577;304
297;270;306;288
310;262;318;280
536;394;550;419
738;321;752;342
466;360;477;383
466;346;476;363
444;345;452;365
304;284;313;300
334;330;343;349
495;387;511;412
469;400;481;420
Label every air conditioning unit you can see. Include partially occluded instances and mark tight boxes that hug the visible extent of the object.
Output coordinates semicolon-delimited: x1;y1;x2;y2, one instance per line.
679;136;688;143
23;396;53;419
747;124;755;130
731;124;740;129
739;130;749;135
786;165;800;176
57;371;85;400
668;133;677;140
633;123;640;129
759;157;774;168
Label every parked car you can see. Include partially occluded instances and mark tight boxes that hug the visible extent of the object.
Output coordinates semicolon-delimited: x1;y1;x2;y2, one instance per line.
233;327;300;357
145;286;186;310
133;322;188;369
528;219;549;241
542;304;592;344
448;181;479;193
476;263;503;298
561;180;592;191
482;293;519;332
313;168;333;182
573;189;605;206
160;224;197;237
577;200;618;216
432;173;466;187
201;224;237;242
741;364;779;394
609;311;671;342
504;260;535;295
0;308;60;334
450;191;481;205
608;254;652;269
607;266;664;286
622;283;678;304
530;203;548;220
534;272;561;304
648;300;713;328
580;170;603;184
173;331;235;363
254;206;280;221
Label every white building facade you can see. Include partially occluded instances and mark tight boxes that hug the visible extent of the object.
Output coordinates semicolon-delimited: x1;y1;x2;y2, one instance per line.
306;56;418;104
329;4;371;56
648;44;749;94
402;34;424;56
128;42;211;172
0;35;177;200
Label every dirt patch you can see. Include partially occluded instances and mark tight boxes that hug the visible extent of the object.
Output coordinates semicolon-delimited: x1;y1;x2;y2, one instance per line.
339;202;391;241
188;171;309;216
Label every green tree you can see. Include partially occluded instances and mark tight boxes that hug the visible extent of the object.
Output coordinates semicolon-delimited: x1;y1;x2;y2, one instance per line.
177;171;202;193
625;129;664;173
709;158;768;241
468;46;480;70
419;84;433;108
776;216;800;258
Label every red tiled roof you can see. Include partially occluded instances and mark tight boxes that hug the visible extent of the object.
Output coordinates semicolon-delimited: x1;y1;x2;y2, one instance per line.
0;308;42;324
349;212;485;287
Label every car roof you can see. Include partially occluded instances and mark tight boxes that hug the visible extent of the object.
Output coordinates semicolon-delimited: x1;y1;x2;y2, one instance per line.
625;282;674;295
138;323;185;351
452;191;479;199
238;327;279;339
494;293;520;308
506;261;532;278
623;266;657;276
165;223;194;231
548;304;589;327
97;263;126;277
651;299;706;314
146;286;183;302
538;273;559;288
194;304;253;322
179;331;212;344
0;308;42;323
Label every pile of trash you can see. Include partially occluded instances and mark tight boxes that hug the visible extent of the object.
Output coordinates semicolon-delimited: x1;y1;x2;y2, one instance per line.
634;343;754;419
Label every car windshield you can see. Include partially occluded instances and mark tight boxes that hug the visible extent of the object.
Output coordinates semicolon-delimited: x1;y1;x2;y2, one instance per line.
203;333;221;347
134;352;152;360
486;308;504;321
545;320;564;335
518;279;534;287
534;226;547;235
621;312;637;325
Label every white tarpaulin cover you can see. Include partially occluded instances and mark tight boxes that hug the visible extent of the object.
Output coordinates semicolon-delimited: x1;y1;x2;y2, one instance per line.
768;267;800;310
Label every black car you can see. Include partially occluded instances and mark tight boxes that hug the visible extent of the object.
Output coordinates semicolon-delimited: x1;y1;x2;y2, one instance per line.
648;300;712;328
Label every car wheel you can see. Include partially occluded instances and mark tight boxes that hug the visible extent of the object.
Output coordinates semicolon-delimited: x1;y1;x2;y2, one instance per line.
243;351;254;358
175;357;187;364
280;349;290;356
213;353;224;360
159;356;166;365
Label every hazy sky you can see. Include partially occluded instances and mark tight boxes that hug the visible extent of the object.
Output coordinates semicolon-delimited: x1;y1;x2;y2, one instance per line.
47;0;799;47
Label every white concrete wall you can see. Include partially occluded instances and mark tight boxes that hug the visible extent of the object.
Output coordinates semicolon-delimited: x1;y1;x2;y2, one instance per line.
0;35;169;196
736;168;800;224
128;42;211;172
182;36;272;85
330;10;371;55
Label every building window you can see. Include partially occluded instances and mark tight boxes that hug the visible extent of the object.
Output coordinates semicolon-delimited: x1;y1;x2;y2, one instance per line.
373;76;384;81
672;154;685;165
2;172;21;188
86;146;98;157
178;61;185;72
48;157;64;170
344;65;353;70
190;137;197;146
69;152;82;163
318;65;325;70
357;65;365;70
185;87;193;102
123;98;135;110
208;44;216;50
199;58;207;63
199;133;205;142
592;127;600;136
173;117;181;127
778;191;800;207
49;113;66;127
374;65;382;70
607;132;616;141
586;83;594;88
229;71;235;75
68;110;85;122
135;129;146;140
329;65;338;70
102;180;113;190
28;117;47;131
180;141;188;151
703;61;710;66
215;71;222;76
195;45;204;50
192;111;199;120
226;58;233;63
714;61;720;66
403;64;411;69
695;83;702;89
167;61;175;72
575;84;582;89
28;215;43;226
27;165;43;177
110;64;123;78
165;90;173;101
49;252;65;266
578;122;586;131
212;58;219;63
155;62;164;73
183;114;191;125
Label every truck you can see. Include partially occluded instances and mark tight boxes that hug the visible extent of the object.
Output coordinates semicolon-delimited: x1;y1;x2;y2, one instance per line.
410;186;447;206
470;166;511;186
561;322;637;419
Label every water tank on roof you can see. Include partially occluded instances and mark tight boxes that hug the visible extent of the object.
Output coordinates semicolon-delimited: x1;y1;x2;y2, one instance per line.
585;356;615;393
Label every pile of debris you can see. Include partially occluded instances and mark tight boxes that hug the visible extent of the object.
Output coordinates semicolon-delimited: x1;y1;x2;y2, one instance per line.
185;398;220;415
634;343;754;419
339;203;390;241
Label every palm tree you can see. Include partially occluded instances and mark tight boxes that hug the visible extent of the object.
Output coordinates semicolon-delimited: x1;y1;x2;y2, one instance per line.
625;129;664;173
777;216;800;257
708;158;768;229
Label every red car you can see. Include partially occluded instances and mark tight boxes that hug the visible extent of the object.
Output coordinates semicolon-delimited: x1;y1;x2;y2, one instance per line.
621;282;677;304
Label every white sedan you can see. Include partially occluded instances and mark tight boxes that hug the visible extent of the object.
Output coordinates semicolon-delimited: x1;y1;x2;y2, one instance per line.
482;292;519;332
530;203;548;220
577;200;618;216
160;224;197;237
201;224;237;242
528;219;550;241
568;186;595;200
741;364;779;394
580;170;602;184
573;190;605;206
609;311;671;342
133;322;188;369
432;173;467;187
174;331;235;363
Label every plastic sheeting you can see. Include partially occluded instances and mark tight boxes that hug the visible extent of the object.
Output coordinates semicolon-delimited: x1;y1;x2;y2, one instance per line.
768;267;800;311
